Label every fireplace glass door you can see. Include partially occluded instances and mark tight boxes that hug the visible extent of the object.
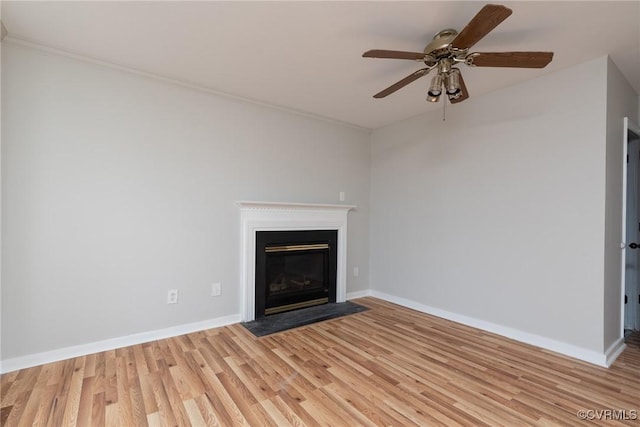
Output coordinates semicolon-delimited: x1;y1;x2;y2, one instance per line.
256;230;337;318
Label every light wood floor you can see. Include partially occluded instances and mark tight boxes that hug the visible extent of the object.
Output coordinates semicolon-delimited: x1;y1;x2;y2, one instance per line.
2;297;639;426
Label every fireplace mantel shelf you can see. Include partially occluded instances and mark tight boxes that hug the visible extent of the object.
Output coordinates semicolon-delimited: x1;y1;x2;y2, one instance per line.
238;201;355;321
236;201;356;212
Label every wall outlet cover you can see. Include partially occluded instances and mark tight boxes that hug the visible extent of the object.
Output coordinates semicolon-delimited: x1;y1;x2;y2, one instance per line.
167;289;178;304
212;282;221;297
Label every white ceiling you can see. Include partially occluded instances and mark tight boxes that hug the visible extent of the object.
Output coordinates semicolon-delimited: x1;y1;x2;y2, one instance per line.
2;1;639;129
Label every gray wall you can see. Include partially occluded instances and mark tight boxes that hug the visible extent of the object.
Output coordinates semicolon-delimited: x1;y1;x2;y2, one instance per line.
369;57;616;353
1;43;371;359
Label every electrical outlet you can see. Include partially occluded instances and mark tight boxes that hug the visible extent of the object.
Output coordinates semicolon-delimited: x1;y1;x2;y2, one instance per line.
167;289;178;304
339;191;345;201
353;267;359;277
212;282;221;297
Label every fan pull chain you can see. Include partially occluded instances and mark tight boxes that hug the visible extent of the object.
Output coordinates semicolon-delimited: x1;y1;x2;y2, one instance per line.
442;96;447;121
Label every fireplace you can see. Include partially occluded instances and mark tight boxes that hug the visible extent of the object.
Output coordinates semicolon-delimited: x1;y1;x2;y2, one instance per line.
237;201;355;321
255;230;337;318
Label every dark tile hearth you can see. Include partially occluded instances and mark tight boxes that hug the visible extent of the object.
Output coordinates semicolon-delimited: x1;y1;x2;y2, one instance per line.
242;301;368;337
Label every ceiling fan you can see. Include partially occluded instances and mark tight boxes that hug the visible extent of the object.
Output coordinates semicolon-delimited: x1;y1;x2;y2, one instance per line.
363;4;553;104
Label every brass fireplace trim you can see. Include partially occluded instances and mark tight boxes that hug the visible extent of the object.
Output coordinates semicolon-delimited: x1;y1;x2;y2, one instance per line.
264;297;329;315
265;243;329;253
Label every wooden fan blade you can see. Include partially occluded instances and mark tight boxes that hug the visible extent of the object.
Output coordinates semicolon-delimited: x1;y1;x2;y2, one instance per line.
470;51;554;68
363;49;425;61
449;71;469;104
373;69;429;98
451;4;512;49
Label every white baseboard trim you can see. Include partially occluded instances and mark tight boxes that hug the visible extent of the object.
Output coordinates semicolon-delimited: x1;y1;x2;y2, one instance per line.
370;290;619;368
0;314;241;374
604;337;626;367
2;292;626;372
346;289;372;300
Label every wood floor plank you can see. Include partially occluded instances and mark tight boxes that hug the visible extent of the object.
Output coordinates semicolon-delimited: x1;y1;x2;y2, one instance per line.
259;397;295;427
27;384;57;427
145;411;161;427
13;363;52;427
276;389;320;427
299;388;354;426
90;392;105;427
157;360;191;426
146;370;177;427
2;297;640;426
3;390;31;427
47;359;76;426
0;406;12;426
199;371;251;426
59;357;85;426
183;398;207;426
193;393;225;426
215;371;263;426
75;376;94;427
143;344;159;374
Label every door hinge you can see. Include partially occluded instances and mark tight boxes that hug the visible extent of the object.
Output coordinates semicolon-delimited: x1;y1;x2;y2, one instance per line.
627;154;630;163
625;295;628;304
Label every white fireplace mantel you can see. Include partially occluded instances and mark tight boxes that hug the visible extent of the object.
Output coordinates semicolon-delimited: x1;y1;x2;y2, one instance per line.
237;201;356;321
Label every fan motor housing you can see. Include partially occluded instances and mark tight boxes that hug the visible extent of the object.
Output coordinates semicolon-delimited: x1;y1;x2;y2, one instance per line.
424;29;458;58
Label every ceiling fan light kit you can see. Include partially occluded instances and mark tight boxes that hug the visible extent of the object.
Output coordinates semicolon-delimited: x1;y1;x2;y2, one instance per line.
428;74;444;97
446;69;461;95
363;4;554;104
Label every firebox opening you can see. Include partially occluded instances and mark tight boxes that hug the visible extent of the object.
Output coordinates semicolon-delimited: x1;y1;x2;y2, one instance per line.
255;230;337;319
